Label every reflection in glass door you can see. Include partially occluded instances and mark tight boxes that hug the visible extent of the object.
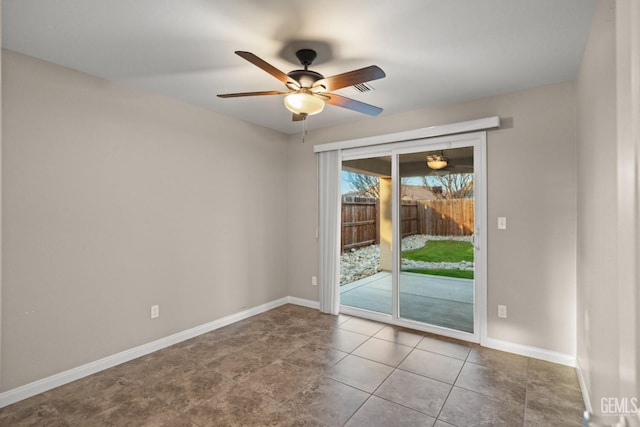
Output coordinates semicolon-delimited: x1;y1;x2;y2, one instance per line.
398;147;475;332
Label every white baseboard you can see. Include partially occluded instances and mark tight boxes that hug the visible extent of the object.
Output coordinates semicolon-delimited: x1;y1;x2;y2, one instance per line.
482;336;576;367
287;296;320;309
0;297;291;408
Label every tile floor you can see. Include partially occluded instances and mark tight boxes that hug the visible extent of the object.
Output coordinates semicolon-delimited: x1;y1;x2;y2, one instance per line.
0;304;585;426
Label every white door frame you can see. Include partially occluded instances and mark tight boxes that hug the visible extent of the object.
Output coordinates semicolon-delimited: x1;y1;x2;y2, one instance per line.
338;132;487;344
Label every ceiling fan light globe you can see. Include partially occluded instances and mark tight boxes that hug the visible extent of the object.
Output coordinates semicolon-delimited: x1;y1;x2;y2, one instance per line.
284;90;325;116
426;154;448;170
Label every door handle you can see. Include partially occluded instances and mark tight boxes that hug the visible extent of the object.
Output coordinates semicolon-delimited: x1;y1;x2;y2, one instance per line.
472;230;480;250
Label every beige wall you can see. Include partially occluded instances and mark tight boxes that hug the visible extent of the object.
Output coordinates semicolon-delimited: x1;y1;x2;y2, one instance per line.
576;0;640;412
287;81;578;355
576;0;618;406
1;50;289;391
0;7;3;389
614;0;640;408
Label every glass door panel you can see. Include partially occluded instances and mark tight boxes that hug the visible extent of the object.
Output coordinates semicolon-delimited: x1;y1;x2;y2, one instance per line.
340;156;392;315
398;147;475;333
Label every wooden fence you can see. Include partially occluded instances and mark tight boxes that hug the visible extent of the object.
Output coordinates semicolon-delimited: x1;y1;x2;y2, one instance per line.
341;197;474;252
341;197;379;252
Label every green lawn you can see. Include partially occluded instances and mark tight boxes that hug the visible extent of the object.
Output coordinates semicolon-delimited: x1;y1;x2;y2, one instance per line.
402;240;474;262
402;240;474;279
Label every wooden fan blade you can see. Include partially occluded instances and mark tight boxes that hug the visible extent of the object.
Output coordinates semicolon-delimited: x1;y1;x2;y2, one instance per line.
217;91;288;98
314;66;385;92
292;113;308;121
235;51;300;88
324;93;383;116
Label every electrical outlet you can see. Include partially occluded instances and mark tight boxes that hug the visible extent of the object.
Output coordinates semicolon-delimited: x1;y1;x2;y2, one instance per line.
311;276;318;286
151;305;159;319
498;305;507;318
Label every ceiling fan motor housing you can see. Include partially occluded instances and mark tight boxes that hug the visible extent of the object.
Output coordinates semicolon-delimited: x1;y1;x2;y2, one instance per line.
287;69;324;88
287;49;324;88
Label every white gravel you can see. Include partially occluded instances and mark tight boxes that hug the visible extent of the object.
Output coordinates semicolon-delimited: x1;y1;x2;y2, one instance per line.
340;234;474;285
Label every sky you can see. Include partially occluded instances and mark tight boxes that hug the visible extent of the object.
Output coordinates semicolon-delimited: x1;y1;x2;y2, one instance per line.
341;171;438;194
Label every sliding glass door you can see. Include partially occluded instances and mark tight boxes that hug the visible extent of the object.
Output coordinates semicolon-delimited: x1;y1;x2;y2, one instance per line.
338;133;485;341
398;147;475;333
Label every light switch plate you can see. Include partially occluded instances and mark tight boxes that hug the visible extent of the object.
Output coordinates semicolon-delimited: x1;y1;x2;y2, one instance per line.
498;217;507;230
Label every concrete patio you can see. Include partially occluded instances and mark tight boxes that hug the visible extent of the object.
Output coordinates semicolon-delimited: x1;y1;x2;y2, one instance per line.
340;271;474;333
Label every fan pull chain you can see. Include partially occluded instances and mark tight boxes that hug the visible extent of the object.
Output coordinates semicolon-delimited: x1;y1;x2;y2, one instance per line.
302;118;308;143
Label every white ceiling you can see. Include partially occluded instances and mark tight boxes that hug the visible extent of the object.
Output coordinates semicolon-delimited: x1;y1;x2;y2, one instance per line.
2;0;596;135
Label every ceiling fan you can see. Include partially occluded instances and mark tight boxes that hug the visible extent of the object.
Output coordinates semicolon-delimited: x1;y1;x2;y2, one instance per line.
425;152;474;176
217;49;386;121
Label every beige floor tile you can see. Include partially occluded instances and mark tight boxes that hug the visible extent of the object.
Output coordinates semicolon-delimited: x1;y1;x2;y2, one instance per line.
417;335;472;360
352;337;413;366
455;362;527;406
326;354;394;393
525;380;585;424
309;327;370;353
374;325;424;347
240;359;320;403
375;369;451;417
284;377;370;426
346;395;436;427
399;348;464;384
338;317;386;336
282;342;348;373
466;346;529;373
439;386;524;426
